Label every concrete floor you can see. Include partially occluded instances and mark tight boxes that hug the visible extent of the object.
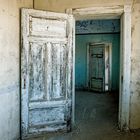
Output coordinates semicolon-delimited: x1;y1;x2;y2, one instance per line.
28;91;140;140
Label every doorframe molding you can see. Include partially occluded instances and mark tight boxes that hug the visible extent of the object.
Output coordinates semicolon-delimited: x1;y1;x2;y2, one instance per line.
66;5;131;130
108;43;112;92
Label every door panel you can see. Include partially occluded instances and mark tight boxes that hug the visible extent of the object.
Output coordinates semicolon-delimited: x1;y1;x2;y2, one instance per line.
30;17;67;37
21;8;74;138
29;42;46;101
89;44;105;92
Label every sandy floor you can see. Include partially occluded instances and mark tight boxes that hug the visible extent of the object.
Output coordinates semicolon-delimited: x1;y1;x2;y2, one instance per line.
27;91;140;140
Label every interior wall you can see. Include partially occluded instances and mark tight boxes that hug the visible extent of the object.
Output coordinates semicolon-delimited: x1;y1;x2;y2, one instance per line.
75;19;120;90
76;34;120;90
130;2;140;129
0;0;33;140
34;0;132;12
0;1;139;140
34;0;140;129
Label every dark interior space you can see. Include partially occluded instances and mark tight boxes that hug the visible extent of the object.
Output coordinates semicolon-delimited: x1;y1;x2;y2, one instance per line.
75;18;120;129
74;19;120;138
28;92;140;140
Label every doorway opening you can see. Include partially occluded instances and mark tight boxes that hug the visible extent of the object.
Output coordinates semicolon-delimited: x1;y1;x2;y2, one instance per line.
71;6;131;131
75;19;120;132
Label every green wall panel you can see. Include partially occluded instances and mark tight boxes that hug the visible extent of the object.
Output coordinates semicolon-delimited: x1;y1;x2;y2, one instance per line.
75;34;120;91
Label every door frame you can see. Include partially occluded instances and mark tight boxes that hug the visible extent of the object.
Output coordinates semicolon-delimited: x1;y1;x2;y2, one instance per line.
66;5;131;130
87;42;112;92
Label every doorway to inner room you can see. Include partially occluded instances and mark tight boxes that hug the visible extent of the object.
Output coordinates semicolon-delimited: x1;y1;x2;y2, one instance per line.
74;19;120;132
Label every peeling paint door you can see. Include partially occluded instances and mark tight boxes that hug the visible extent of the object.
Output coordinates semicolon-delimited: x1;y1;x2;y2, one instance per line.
89;44;105;92
21;8;74;138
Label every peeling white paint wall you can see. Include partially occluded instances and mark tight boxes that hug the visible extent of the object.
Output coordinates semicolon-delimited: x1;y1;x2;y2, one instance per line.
130;1;140;129
34;0;140;129
0;0;33;140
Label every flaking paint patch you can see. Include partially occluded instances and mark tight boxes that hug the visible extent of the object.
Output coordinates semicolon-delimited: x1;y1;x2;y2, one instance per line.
130;2;140;129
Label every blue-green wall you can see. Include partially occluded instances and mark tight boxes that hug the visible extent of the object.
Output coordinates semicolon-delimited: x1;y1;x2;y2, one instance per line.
75;34;120;90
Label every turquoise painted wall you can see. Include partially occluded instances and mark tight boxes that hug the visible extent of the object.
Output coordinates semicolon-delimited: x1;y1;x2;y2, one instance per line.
76;19;120;34
75;33;120;90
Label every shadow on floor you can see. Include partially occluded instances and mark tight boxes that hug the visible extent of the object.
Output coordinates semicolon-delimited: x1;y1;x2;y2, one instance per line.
28;91;140;140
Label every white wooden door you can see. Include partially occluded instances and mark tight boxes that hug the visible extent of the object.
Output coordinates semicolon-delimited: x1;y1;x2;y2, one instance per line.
88;43;111;92
21;8;74;138
89;44;105;92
